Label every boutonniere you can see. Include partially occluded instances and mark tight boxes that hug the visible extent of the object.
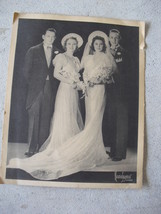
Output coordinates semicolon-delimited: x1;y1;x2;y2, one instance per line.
117;52;122;56
54;51;59;55
116;57;123;63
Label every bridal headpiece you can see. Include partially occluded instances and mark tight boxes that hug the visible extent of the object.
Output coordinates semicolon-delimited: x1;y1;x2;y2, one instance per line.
88;30;110;49
61;33;83;48
81;30;110;60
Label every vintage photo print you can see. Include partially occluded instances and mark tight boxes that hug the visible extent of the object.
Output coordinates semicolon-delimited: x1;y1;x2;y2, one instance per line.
1;13;145;188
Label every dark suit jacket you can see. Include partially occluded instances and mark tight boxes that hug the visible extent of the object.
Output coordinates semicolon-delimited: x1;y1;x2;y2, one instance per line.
24;43;60;109
110;45;129;103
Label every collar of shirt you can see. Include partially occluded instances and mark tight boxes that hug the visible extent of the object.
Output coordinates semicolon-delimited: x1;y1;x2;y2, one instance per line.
110;44;120;51
43;43;53;50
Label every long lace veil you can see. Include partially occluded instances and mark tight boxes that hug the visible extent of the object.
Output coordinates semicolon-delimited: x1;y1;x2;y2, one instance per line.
81;31;117;73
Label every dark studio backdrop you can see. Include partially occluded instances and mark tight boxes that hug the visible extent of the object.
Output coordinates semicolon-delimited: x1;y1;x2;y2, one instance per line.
8;18;139;149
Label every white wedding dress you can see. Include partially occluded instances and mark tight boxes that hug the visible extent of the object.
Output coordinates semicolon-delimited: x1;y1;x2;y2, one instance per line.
8;52;113;180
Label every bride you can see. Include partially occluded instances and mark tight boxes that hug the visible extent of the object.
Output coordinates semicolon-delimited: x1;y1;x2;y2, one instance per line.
8;31;117;180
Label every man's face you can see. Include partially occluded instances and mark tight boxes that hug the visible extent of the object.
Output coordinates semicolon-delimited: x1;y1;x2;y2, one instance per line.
109;32;120;47
42;31;56;46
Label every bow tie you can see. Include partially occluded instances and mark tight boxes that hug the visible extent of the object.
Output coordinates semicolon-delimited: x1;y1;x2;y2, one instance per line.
47;45;52;49
44;45;52;49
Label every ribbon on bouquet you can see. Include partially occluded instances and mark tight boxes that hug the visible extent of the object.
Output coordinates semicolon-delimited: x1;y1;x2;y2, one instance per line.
76;81;88;99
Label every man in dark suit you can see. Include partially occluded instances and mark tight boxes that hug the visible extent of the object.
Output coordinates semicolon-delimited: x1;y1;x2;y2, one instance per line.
24;28;60;156
103;29;128;161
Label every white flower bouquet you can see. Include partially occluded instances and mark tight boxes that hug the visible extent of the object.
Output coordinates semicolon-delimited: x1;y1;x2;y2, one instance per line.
84;66;114;86
59;68;87;97
59;69;81;83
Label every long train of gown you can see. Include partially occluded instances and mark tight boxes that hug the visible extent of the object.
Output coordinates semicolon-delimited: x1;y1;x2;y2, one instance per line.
8;84;108;180
8;54;111;180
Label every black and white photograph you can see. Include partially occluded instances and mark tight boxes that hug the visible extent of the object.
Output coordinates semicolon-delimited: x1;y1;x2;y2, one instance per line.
1;13;145;188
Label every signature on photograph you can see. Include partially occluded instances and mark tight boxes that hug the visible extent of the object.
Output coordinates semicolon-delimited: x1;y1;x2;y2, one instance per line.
114;172;133;183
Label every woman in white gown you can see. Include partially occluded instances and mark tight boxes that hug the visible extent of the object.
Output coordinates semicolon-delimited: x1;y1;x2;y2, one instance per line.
8;31;117;180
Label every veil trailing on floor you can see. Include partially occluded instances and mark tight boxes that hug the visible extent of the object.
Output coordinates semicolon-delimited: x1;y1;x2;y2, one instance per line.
7;31;118;181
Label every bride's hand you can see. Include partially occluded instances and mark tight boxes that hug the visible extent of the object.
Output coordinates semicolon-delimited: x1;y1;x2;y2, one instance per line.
88;77;97;87
89;82;94;87
76;81;85;91
72;82;77;89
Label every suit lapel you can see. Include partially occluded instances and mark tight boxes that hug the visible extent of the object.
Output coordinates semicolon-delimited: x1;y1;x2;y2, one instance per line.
38;44;60;70
51;46;58;61
38;43;49;69
50;46;60;68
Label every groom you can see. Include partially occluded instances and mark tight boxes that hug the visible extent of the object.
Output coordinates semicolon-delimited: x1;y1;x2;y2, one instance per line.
24;28;60;157
103;29;128;161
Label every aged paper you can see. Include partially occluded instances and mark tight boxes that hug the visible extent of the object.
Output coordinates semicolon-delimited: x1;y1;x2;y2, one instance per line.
1;13;145;188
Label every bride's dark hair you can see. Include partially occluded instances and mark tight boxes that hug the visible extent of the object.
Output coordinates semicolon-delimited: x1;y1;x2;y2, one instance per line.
90;36;106;53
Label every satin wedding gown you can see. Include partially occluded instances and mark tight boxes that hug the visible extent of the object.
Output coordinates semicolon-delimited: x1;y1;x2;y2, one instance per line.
8;52;113;180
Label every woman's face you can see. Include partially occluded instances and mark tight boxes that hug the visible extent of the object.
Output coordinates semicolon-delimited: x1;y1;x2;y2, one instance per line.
93;39;104;52
65;38;77;53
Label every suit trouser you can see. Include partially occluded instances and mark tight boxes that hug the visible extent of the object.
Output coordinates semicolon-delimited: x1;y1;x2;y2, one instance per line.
27;80;53;153
103;84;128;159
110;101;128;159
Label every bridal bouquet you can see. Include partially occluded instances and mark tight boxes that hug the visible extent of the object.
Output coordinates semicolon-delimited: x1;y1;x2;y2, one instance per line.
59;69;81;83
84;66;114;86
59;69;88;97
94;66;114;84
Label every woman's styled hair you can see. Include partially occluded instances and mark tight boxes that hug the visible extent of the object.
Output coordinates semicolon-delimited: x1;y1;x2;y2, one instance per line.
90;36;106;53
62;37;78;52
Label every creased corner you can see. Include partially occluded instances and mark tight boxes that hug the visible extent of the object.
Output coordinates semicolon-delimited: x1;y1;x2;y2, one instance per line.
0;167;4;184
140;21;146;50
